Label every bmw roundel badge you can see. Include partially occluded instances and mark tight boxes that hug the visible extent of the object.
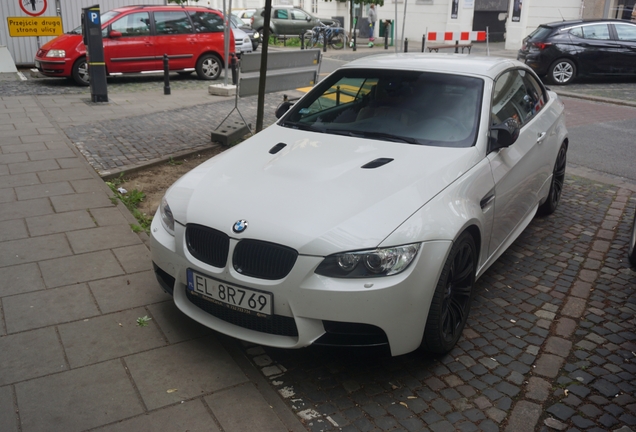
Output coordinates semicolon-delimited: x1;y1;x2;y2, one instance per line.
233;219;248;234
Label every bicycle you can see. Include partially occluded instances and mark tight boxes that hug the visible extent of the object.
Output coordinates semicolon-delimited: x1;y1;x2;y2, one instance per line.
303;22;347;50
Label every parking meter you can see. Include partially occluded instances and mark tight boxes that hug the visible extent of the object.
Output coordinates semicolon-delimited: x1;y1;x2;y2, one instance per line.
81;5;108;102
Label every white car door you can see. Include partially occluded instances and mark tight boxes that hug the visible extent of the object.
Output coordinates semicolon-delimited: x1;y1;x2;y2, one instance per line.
487;69;555;258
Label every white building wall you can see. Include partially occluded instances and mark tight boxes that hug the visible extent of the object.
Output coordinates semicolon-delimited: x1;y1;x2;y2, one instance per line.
505;0;583;49
1;0;163;66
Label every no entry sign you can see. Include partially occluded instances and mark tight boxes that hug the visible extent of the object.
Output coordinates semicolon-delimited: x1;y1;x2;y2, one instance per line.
20;0;48;17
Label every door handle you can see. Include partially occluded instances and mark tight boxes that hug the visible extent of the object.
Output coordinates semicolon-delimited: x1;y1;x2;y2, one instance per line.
537;132;547;143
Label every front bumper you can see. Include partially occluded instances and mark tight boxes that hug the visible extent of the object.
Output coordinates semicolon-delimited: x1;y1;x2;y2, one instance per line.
34;57;72;78
150;214;451;356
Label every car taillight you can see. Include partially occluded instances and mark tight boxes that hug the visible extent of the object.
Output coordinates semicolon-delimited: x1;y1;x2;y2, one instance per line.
532;42;551;50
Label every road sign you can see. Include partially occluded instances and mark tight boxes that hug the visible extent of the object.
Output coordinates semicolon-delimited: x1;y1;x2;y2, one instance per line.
7;16;63;37
19;0;48;17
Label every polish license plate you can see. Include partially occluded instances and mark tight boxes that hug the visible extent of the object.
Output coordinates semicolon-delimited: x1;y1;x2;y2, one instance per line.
187;269;272;316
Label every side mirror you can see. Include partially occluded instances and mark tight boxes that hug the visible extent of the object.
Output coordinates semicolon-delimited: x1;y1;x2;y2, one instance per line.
490;117;520;151
109;30;122;38
275;101;293;119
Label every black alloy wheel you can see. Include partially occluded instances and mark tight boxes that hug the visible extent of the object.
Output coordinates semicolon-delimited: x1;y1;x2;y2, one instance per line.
538;142;567;216
422;231;477;354
628;210;636;267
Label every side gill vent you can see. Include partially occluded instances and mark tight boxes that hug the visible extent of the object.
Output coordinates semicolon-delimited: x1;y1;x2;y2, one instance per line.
269;143;287;154
361;158;394;169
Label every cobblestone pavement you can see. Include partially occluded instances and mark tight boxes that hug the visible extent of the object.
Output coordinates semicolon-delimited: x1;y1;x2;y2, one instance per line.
241;177;636;432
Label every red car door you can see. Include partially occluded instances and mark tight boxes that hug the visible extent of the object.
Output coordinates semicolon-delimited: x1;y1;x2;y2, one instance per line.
152;10;197;71
103;11;160;73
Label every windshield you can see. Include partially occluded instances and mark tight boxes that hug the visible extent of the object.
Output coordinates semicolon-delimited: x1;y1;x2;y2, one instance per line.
68;11;120;34
281;69;483;148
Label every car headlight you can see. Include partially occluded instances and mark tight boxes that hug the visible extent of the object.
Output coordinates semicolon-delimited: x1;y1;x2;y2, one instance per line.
315;244;420;278
243;37;250;44
253;33;260;39
159;196;174;236
46;49;66;58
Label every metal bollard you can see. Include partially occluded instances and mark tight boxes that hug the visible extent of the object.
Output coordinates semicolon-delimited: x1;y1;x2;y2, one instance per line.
404;38;408;53
384;23;389;50
455;40;459;53
300;32;304;50
230;54;238;85
353;18;357;51
163;54;170;95
323;28;327;52
421;34;426;52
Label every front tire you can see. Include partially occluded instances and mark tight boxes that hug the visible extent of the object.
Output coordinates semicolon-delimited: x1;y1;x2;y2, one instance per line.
548;58;576;85
329;33;345;50
537;142;567;216
628;211;636;267
196;54;222;80
422;231;477;354
71;57;89;86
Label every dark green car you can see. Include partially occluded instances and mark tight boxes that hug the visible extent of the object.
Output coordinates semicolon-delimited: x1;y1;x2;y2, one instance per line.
251;6;338;38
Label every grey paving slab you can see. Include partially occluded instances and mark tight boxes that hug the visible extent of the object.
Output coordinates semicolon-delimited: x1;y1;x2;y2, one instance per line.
0;164;8;175
0;262;44;297
91;399;219;432
20;133;62;144
14;181;74;200
0;327;67;386
88;270;170;313
67;224;142;254
58;307;167;368
0;142;47;153
0;172;39;189
37;167;93;184
0;219;28;242
49;190;113;212
147;300;213;345
57;158;85;169
8;159;60;175
0;385;18;432
0;187;16;203
3;284;100;334
124;336;248;411
27;148;76;161
15;360;144;432
205;382;289;432
0;197;53;221
39;250;124;288
71;177;108;194
0;233;71;267
112;244;153;273
0;152;28;164
89;206;132;226
26;209;95;236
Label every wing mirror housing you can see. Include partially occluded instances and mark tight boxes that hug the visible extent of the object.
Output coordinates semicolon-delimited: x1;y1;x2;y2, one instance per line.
109;30;122;38
490;117;520;151
275;101;293;118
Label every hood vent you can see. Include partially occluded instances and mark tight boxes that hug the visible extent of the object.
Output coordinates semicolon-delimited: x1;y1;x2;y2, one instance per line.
269;142;287;154
362;158;394;169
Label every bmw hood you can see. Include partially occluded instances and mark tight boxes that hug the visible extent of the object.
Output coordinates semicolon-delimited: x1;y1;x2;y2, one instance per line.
166;126;480;256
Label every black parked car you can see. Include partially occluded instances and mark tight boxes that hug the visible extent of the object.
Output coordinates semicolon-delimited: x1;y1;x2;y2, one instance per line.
517;19;636;85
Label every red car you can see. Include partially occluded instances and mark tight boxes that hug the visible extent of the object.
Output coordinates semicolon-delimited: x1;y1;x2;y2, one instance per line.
35;5;235;86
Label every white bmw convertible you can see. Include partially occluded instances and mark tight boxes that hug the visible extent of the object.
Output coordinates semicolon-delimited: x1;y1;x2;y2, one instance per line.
151;54;568;357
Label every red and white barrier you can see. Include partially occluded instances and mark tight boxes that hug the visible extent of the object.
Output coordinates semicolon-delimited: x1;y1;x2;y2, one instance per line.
427;31;487;42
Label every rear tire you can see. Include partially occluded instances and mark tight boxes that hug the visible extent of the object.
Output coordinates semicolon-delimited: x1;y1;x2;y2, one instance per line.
196;54;222;80
548;58;576;85
537;142;567;216
628;211;636;267
422;231;476;354
71;57;89;86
